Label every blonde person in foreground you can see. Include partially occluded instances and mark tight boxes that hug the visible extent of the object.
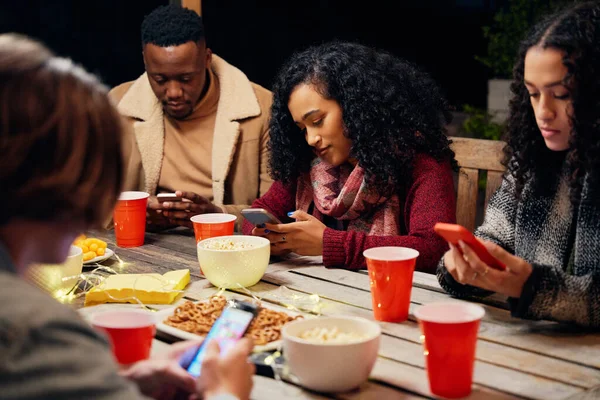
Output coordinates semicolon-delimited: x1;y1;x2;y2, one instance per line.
0;33;253;400
437;1;600;328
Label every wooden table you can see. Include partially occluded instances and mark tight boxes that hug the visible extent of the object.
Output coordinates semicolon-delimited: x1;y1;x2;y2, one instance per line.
72;229;600;400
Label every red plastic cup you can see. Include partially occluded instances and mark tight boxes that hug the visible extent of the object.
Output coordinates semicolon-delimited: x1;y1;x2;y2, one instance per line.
91;310;156;365
363;246;419;322
414;302;485;399
191;213;237;243
113;191;149;248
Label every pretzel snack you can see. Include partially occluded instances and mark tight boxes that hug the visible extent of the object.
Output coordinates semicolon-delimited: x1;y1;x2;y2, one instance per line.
164;295;303;345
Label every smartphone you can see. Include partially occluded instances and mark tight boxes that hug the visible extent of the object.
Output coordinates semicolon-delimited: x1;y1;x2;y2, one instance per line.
433;223;506;271
179;299;259;378
157;192;183;202
241;208;282;226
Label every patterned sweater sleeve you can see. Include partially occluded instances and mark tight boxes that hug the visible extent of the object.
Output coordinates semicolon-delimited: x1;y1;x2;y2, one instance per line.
436;173;518;298
510;261;600;327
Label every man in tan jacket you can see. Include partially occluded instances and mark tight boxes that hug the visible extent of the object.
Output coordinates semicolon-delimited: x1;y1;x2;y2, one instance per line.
110;4;272;231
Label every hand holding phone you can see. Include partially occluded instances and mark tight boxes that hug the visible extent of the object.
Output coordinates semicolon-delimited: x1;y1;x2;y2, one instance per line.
241;208;282;226
434;223;506;271
179;299;259;378
157;192;183;202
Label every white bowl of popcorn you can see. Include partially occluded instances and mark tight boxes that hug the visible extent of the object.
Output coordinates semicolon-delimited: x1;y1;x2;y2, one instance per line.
282;316;381;393
196;235;270;288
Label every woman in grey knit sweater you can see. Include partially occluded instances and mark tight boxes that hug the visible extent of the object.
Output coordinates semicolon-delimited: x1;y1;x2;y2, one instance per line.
437;1;600;328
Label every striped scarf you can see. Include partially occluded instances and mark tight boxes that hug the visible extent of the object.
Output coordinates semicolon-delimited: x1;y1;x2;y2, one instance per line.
295;159;400;235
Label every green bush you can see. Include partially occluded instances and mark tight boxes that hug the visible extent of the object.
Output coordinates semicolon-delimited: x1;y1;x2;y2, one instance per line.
476;0;569;79
461;105;505;141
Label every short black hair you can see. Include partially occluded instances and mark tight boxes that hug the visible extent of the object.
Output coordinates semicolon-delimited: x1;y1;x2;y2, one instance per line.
141;4;205;48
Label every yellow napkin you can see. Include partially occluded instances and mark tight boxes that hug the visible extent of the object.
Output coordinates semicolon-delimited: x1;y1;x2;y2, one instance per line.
84;269;190;306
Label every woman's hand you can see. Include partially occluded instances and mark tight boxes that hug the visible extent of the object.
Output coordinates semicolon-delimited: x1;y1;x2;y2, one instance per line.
251;210;326;256
443;239;533;298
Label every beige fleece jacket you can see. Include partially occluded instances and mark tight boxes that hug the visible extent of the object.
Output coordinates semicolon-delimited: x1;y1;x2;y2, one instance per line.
109;55;273;231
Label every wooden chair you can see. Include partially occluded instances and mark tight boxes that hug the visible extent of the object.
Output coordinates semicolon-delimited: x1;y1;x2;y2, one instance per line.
449;136;507;232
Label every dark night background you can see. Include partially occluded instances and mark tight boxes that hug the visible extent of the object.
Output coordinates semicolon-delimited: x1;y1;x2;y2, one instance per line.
0;0;508;110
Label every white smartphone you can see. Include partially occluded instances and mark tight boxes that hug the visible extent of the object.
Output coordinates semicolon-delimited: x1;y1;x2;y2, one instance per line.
241;208;282;226
157;192;182;202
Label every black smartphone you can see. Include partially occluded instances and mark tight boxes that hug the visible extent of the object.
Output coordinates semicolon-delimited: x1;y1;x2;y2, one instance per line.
179;299;260;378
241;208;282;226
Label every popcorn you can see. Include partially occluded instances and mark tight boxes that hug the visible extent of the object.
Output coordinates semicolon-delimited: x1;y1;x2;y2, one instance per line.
299;326;368;344
201;239;256;251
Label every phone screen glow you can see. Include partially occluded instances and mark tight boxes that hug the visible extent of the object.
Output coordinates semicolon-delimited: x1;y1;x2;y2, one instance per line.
186;307;254;377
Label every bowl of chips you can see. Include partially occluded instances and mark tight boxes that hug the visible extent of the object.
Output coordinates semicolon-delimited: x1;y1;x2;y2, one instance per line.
73;234;108;262
196;235;270;288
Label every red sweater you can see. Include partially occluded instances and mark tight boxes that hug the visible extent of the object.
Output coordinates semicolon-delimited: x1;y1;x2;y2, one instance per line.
242;154;456;273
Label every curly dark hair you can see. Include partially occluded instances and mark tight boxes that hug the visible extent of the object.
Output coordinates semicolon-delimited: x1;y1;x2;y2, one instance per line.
505;1;600;204
268;41;457;194
141;4;205;48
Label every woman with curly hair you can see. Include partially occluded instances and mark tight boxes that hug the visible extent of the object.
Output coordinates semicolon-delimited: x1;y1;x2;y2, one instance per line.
242;41;457;273
437;1;600;327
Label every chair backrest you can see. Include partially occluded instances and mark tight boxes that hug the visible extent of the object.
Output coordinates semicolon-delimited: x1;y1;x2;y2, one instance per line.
449;136;507;232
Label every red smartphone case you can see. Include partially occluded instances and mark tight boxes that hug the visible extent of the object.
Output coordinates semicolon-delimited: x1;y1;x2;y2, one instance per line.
434;223;506;271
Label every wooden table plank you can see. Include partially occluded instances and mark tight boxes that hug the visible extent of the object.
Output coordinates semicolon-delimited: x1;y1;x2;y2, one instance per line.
285;266;600;370
336;382;429;400
565;385;600;400
78;231;599;399
252;376;333;400
218;280;583;399
76;268;591;399
378;335;580;399
370;357;520;400
140;282;525;399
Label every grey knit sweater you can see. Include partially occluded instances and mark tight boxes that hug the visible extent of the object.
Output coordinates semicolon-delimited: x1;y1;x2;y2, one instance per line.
437;159;600;327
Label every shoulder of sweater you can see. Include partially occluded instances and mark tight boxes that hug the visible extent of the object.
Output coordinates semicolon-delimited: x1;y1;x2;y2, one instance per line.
108;80;136;104
0;271;85;331
412;153;453;177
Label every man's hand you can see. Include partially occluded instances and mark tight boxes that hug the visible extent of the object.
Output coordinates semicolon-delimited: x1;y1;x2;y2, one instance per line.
160;191;223;228
120;340;199;399
146;196;177;231
197;338;255;400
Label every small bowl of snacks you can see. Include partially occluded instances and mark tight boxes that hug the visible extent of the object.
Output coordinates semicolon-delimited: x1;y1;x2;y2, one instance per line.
196;235;270;288
281;316;381;393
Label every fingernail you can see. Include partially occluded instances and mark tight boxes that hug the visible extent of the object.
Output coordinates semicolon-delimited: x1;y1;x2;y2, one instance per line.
257;223;265;228
287;211;295;217
264;229;271;234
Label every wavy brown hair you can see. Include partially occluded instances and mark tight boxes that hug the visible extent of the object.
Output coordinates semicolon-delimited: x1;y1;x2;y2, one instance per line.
504;1;600;203
0;34;124;227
